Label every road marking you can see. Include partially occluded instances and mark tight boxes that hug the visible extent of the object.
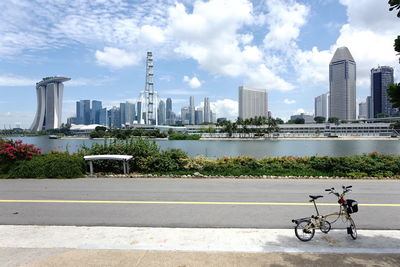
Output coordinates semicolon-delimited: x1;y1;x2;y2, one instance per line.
0;200;399;207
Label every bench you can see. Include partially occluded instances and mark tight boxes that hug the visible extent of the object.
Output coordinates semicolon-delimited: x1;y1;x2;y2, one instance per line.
83;155;133;175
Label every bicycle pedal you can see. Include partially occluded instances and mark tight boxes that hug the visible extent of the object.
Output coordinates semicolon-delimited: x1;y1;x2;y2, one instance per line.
347;227;352;234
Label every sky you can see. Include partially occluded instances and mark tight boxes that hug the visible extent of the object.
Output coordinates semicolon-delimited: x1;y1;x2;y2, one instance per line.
0;0;399;128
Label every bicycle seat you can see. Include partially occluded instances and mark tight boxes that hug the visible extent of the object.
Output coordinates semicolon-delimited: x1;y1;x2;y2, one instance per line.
309;195;323;200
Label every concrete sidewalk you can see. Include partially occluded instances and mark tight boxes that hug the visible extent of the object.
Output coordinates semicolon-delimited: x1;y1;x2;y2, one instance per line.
1;225;400;266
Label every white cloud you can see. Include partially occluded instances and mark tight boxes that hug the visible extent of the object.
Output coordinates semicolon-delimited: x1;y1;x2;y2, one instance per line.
168;0;294;91
284;99;296;104
0;75;37;86
210;99;238;120
263;0;309;52
95;47;139;68
140;25;166;44
295;108;313;115
183;75;202;88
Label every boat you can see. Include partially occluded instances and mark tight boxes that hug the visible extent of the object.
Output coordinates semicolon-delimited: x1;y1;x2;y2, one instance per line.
48;135;61;139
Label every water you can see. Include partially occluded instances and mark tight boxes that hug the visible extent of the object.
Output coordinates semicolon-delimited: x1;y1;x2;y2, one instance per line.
5;136;400;158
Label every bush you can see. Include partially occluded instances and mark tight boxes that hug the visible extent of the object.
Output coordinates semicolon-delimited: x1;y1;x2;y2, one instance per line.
9;152;85;178
168;134;201;140
80;138;187;173
0;138;42;174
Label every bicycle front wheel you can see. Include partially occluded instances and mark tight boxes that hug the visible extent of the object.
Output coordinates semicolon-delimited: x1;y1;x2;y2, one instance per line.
348;218;357;240
295;221;315;242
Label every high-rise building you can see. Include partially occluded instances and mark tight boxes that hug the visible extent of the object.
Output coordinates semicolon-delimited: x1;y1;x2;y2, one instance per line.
76;102;81;124
314;92;329;120
124;102;135;126
204;97;211;123
137;101;142;123
181;106;190;124
108;107;121;128
211;111;216;124
370;66;396;117
366;96;373;119
189;96;195;125
120;103;126;127
30;76;70;131
91;100;102;124
157;100;166;125
238;86;268;120
76;100;91;125
358;101;368;119
99;108;107;126
329;47;356;120
195;108;204;125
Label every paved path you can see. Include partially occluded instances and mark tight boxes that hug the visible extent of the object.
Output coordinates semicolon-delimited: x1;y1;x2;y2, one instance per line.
1;225;400;266
0;178;399;229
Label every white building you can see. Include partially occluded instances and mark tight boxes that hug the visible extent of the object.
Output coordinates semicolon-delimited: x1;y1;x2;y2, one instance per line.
329;47;356;120
30;76;70;131
315;92;329;120
238;86;268;119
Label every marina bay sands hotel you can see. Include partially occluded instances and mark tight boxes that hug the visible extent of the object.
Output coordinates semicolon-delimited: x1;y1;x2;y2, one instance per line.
30;76;70;131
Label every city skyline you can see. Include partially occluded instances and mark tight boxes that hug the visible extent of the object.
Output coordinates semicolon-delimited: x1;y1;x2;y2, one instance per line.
0;0;399;128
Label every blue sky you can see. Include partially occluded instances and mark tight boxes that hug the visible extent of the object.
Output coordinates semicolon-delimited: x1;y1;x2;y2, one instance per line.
0;0;399;128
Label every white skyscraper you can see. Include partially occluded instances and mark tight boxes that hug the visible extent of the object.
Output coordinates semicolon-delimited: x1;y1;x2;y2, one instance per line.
204;97;211;123
329;47;356;120
30;76;71;131
358;101;368;119
238;86;268;120
314;92;329;120
189;96;195;125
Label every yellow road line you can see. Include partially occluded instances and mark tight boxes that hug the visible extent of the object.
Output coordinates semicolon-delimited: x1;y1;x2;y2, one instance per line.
0;200;399;207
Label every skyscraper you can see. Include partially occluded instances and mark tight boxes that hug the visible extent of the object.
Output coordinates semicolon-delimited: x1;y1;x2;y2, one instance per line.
158;100;166;125
30;76;70;131
136;101;142;123
314;92;329;120
358;101;368;119
91;100;102;124
238;86;268;120
204;97;211;123
76;100;91;125
329;47;356;120
195;108;204;125
120;102;126;127
370;66;396;117
181;106;190;124
125;102;135;126
166;98;172;124
99;108;107;126
189;96;195;125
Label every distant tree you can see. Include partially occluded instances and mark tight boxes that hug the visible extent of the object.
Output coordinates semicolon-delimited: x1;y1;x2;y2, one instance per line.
391;121;400;130
294;118;305;124
275;118;284;124
340;120;348;124
388;83;400;108
95;126;107;131
376;113;389;118
328;117;339;124
314;116;326;123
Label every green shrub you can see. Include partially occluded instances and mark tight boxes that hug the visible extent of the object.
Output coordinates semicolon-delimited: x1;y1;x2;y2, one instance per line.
168;134;201;140
80;138;187;173
9;152;85;178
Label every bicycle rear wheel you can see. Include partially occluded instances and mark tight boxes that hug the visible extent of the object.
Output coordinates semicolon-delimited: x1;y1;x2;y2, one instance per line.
348;218;357;240
295;221;315;242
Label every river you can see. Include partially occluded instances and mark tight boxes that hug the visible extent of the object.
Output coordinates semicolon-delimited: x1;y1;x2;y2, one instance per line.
5;136;400;158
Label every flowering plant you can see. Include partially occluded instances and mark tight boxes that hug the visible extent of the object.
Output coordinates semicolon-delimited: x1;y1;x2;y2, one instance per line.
0;139;41;162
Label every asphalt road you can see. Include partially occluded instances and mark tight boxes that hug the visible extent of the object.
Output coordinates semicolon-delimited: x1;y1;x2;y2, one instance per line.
0;178;399;229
